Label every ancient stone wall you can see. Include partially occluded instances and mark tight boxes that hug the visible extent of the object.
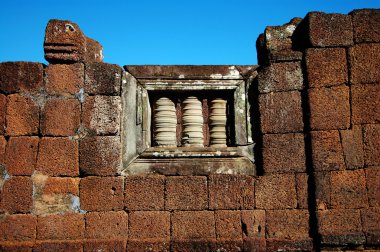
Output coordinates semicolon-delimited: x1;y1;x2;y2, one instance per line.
0;9;379;252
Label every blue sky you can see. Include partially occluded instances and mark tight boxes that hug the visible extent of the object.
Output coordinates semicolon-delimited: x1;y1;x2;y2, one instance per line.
1;0;379;66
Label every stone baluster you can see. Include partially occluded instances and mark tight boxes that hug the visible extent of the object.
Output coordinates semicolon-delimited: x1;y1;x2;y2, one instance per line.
182;96;204;147
153;97;177;147
209;98;227;147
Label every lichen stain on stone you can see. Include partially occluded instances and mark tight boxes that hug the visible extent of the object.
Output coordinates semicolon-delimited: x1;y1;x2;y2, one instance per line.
0;165;11;190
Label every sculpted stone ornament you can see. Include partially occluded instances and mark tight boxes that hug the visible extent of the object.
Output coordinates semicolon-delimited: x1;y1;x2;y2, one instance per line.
182;96;204;147
209;98;227;147
44;19;103;63
154;97;177;147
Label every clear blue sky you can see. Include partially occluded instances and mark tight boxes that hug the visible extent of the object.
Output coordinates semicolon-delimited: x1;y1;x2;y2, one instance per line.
1;0;379;66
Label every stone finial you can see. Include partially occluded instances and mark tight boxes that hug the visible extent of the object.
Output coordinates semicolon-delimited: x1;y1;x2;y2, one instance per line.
182;96;204;147
209;98;227;147
44;19;103;64
154;97;177;147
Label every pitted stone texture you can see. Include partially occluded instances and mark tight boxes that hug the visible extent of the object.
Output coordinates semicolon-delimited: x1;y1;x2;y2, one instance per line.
311;130;345;172
42;177;80;195
351;9;380;43
259;91;303;134
5;136;38;175
266;210;310;240
255;174;297;210
0;176;33;214
0;214;36;241
82;96;121;135
258;62;303;93
34;240;83;252
0;136;6;164
84;240;126;252
266;239;313;252
306;12;353;47
262;133;306;173
241;210;266;238
209;175;254;210
129;211;170;240
172;211;216;240
305;48;348;88
166;176;208;210
0;94;6;135
37;213;85;240
361;207;380;245
85;211;128;239
46;63;84;95
314;172;331;210
215;210;242;240
80;136;121;176
308;86;350;131
6;94;39;136
363;124;380;166
36;137;79;176
296;173;309;209
84;62;122;95
340;125;364;169
352;84;380;125
0;62;43;94
350;43;380;84
366;168;380;207
127;240;170;252
41;98;81;136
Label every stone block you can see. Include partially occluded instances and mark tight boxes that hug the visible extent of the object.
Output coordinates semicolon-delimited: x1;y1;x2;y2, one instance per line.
340;125;365;169
305;48;348;88
314;172;331;210
361;207;380;245
215;210;242;239
129;211;170;240
350;43;380;84
255;174;297;209
127;240;170;252
0;62;43;94
42;177;80;195
166;176;208;210
209;175;254;210
79;136;121;176
84;62;122;95
36;213;84;240
241;210;266;238
296;173;309;209
34;240;83;252
266;239;313;252
45;63;84;95
366;167;380;207
257;62;303;93
259;91;303;134
243;237;266;252
317;209;365;245
364;124;380;166
307;12;353;47
210;239;244;252
82;96;121;135
36;137;79;176
352;84;380;124
41;98;81;136
350;9;380;43
85;211;128;239
0;243;33;252
331;170;368;209
124;175;165;211
266;210;310;240
6;94;39;136
262;133;306;173
0;94;6;135
308;86;350;130
84;240;126;252
80;176;124;211
0;214;36;241
311;130;345;172
0;176;33;213
5;137;38;175
0;136;6;164
171;211;216;240
171;240;213;252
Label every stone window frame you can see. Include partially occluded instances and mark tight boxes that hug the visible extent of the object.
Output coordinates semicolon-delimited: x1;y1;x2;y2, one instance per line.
121;66;256;176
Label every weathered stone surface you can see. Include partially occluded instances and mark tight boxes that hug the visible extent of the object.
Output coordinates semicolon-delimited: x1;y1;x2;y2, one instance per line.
45;63;84;95
166;176;208;210
215;210;242;239
0;136;6;164
305;48;348;88
36;137;78;176
125;175;165;211
330;170;368;209
255;174;297;209
41;98;81;136
0;214;36;241
352;84;380;124
42;177;80;195
0;94;6;135
5;137;38;175
171;211;216;240
37;213;84;240
361;207;380;245
243;237;266;252
210;239;244;252
84;240;126;252
340;125;364;169
0;243;33;252
314;172;331;210
127;240;170;252
82;96;121;135
171;240;214;252
209;175;254;210
308;86;350;130
84;62;121;95
311;130;345;172
6;94;39;136
259;91;303;134
363;124;380;166
266;210;310;240
366;167;380;207
266;239;313;252
241;210;265;238
34;240;83;252
0;176;33;213
0;62;43;94
80;176;124;211
306;12;353;47
350;43;380;84
80;136;121;176
262;133;306;173
350;9;380;43
296;173;309;209
129;211;170;240
85;211;128;239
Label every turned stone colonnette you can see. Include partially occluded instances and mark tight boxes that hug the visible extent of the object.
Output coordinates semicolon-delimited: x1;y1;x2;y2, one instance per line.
153;97;177;146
